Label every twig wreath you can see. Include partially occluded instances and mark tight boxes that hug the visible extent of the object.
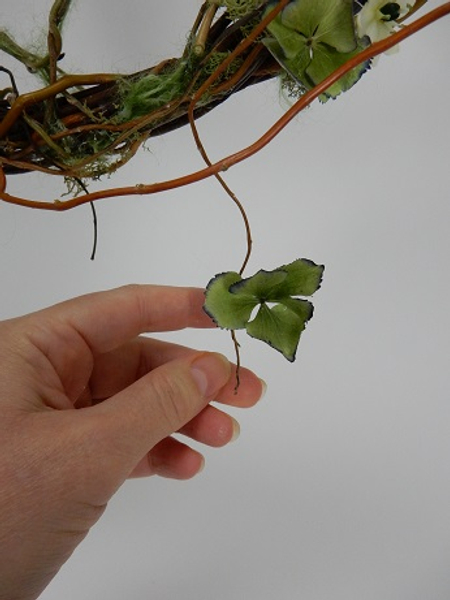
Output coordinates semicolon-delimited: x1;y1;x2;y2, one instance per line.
0;0;448;378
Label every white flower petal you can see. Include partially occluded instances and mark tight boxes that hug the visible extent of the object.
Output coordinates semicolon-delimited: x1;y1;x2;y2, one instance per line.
356;0;411;43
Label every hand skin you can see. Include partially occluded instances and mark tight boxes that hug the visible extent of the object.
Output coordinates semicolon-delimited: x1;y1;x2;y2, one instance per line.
0;285;264;600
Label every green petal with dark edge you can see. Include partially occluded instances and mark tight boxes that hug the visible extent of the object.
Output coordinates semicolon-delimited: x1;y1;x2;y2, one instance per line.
246;302;312;362
229;268;288;300
274;258;325;297
203;271;256;330
280;0;356;53
307;42;370;100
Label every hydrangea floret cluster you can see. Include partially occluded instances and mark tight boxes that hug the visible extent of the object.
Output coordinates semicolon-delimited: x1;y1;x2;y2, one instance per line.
261;0;420;100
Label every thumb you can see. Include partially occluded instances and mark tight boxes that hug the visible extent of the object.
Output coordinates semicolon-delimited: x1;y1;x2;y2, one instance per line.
84;352;231;494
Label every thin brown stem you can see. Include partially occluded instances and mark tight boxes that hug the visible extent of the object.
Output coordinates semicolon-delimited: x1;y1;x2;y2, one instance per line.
231;330;241;392
0;73;120;139
188;58;253;276
185;3;291;276
397;0;428;23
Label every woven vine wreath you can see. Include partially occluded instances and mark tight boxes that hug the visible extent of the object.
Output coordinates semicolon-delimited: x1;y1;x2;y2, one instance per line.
0;0;448;380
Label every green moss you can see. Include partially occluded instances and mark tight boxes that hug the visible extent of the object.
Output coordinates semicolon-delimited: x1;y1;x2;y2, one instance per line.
117;61;191;122
220;0;261;20
0;0;271;179
203;51;244;83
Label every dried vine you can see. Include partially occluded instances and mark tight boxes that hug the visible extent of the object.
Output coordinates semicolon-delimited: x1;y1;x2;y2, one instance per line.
0;1;447;211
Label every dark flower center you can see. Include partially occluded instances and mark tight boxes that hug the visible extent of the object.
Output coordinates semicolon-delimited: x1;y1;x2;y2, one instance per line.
379;2;401;21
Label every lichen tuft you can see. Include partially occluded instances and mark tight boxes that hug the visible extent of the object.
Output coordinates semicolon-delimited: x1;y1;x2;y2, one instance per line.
219;0;261;20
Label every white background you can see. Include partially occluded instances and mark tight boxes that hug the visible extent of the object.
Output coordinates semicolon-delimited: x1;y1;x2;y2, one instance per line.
1;1;449;598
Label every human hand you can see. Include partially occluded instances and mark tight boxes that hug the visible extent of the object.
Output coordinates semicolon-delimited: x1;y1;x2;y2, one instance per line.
0;285;264;600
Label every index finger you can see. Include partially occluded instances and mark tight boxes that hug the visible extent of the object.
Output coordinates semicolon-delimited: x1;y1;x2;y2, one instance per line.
36;285;214;353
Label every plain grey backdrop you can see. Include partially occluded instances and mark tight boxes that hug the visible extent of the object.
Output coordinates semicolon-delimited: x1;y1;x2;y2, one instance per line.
1;1;449;598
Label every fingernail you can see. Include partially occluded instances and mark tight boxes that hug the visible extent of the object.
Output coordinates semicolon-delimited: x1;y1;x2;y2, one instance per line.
198;456;206;474
230;418;241;443
191;353;231;398
259;378;268;400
